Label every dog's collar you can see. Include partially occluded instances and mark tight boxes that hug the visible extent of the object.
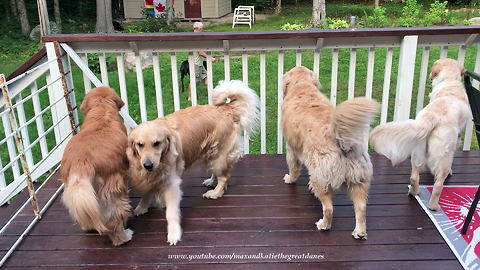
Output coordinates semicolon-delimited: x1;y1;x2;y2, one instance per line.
437;77;451;84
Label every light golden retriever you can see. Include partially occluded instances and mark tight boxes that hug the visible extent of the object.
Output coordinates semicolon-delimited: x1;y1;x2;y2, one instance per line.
60;86;132;246
281;66;379;239
370;58;470;211
127;80;260;245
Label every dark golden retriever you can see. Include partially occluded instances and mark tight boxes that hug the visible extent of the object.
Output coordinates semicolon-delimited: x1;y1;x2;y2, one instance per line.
60;86;132;246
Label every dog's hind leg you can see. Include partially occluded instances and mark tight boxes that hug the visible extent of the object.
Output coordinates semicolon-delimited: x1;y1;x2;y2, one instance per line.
101;174;133;246
310;180;333;231
348;181;370;239
134;190;155;216
105;195;133;246
164;177;182;245
409;143;427;196
284;144;302;184
203;171;229;199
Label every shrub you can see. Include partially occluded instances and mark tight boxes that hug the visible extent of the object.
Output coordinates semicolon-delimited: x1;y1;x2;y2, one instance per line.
400;0;421;27
422;0;448;26
326;18;349;29
362;6;389;28
280;22;308;30
87;53;116;74
124;8;181;33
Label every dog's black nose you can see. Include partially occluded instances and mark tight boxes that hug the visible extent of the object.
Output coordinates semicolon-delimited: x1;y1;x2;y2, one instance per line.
143;161;153;171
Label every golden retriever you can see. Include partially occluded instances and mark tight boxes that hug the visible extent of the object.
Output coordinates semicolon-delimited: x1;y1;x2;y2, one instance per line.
281;66;379;239
127;80;260;245
370;58;470;211
60;86;132;246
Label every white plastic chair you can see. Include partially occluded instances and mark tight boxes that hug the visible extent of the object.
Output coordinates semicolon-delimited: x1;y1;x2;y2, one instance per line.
232;6;254;29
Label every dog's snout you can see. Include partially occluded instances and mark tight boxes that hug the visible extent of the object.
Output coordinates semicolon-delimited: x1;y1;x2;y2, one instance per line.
143;161;154;171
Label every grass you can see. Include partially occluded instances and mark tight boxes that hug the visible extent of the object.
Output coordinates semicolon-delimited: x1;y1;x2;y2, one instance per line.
0;3;479;187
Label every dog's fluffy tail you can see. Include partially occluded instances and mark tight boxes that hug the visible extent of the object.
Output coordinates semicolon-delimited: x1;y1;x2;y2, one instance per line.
213;80;260;136
62;165;108;235
331;97;380;155
370;113;440;165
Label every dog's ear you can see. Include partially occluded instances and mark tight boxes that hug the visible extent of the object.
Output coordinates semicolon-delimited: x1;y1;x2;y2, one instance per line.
282;71;292;97
79;94;91;115
460;65;467;76
111;92;125;111
429;62;440;81
126;132;139;159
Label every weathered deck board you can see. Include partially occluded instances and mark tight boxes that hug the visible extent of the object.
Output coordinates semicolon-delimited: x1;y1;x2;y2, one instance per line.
2;153;478;269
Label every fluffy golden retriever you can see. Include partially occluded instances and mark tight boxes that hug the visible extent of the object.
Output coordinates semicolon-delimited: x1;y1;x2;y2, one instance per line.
281;66;379;239
370;58;470;211
60;86;132;246
127;80;260;245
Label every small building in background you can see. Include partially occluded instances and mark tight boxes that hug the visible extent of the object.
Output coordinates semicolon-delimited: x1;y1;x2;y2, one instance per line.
124;0;231;20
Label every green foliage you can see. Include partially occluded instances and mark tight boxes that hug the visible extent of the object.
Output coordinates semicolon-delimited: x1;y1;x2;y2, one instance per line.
326;18;349;29
400;0;421;27
464;19;474;25
231;0;271;11
87;54;116;74
124;8;181;33
362;6;389;28
280;22;308;30
422;0;449;26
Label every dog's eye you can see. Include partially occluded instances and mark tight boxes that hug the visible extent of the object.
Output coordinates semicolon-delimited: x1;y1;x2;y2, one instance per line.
153;141;160;147
137;143;144;148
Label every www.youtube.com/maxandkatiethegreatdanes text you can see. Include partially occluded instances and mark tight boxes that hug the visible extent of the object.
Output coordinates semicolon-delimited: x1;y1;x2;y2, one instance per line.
168;253;325;261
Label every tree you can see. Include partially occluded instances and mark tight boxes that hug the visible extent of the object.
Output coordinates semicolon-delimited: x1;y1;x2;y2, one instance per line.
375;0;379;8
96;0;114;33
311;0;326;27
54;0;62;33
275;0;281;15
16;0;31;38
166;0;173;24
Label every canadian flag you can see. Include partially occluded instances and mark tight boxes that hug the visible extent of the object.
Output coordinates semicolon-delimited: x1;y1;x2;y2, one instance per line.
154;0;166;15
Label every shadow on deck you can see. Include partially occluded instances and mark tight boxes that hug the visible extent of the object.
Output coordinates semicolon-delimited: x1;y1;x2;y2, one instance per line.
1;152;477;269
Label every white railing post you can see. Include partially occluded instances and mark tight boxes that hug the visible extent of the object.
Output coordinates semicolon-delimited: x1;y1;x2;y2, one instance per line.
45;42;74;144
394;35;418;121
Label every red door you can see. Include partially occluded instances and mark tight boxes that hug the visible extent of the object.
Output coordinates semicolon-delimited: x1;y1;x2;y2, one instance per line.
184;0;201;19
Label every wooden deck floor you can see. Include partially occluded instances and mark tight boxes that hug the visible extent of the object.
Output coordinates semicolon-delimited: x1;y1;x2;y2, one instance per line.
1;152;479;269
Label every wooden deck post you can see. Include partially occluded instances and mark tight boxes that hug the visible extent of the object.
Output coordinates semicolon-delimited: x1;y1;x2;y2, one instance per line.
394;35;418;122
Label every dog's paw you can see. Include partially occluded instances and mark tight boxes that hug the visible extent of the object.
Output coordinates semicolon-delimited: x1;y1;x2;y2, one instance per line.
283;174;296;184
202;178;217;187
111;228;134;246
202;189;223;199
408;185;419;196
352;229;367;240
134;206;149;216
428;202;441;212
315;219;331;231
167;225;182;246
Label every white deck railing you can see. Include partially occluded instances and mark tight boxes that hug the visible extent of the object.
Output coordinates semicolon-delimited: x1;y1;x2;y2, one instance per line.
1;26;480;210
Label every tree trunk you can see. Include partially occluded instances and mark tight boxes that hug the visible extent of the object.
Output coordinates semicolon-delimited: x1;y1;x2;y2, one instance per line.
95;0;106;33
374;0;379;8
16;0;30;38
311;0;325;27
96;0;114;33
54;0;62;33
10;0;18;17
166;0;173;24
105;0;114;33
274;0;281;15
